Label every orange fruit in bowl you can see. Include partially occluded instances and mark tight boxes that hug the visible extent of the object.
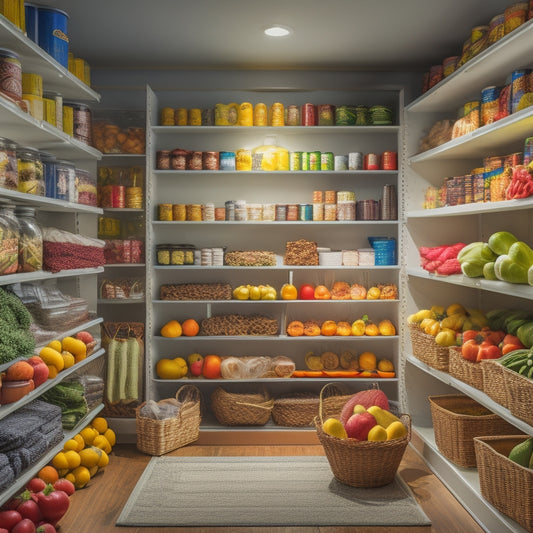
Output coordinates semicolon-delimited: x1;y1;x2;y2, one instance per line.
203;355;222;379
321;320;337;336
314;285;331;300
181;319;200;337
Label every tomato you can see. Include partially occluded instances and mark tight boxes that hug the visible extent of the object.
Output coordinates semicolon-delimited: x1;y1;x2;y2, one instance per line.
16;497;42;525
35;486;70;527
27;478;46;493
298;284;315;300
0;510;22;530
202;355;221;379
53;479;75;496
477;341;502;361
461;339;480;362
36;524;57;533
11;518;36;533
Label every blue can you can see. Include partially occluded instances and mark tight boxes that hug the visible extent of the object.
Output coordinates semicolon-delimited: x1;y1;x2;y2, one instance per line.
219;151;236;170
24;3;38;43
37;7;69;68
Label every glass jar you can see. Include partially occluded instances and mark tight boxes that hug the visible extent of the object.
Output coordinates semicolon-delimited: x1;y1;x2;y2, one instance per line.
0;203;20;275
56;160;75;202
0;137;18;190
17;146;44;196
15;206;42;272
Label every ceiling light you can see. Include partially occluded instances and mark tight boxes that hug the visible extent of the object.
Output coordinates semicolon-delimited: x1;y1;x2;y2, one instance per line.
264;25;292;37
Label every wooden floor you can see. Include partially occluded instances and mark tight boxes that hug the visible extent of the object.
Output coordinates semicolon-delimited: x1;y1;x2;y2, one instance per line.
59;435;486;533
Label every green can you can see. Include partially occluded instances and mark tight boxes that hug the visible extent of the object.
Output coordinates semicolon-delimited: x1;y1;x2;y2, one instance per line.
290;151;302;171
301;152;309;171
321;152;334;170
309;151;321;171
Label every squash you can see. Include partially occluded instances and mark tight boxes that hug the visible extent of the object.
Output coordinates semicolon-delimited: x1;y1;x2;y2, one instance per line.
160;320;182;338
340;387;390;425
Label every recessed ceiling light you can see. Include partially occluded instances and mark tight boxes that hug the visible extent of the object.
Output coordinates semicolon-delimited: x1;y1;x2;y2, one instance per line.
264;25;292;37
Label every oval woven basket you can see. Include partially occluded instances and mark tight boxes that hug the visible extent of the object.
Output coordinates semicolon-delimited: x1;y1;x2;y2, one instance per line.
211;387;274;426
272;392;320;427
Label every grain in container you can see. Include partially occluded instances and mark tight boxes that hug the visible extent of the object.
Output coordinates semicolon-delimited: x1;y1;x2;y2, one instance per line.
0;203;20;275
0;48;22;102
0;137;18;191
15;206;42;272
37;6;69;68
55;159;74;202
66;102;92;145
17;147;43;196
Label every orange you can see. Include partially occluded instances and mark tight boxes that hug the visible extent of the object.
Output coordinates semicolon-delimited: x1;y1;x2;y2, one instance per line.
202;354;221;379
314;285;331;300
38;465;59;484
280;283;298;300
321;320;337;336
358;351;377;370
181;319;200;337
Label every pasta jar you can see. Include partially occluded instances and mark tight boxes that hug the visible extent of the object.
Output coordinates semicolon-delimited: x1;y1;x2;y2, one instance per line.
17;146;44;196
55;159;75;202
0;48;22;101
0;136;18;190
14;206;42;272
0;203;20;274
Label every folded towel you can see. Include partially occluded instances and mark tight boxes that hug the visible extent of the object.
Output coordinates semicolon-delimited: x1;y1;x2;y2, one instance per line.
40;418;63;436
6;447;29;477
25;432;50;464
43;425;64;448
0;456;15;491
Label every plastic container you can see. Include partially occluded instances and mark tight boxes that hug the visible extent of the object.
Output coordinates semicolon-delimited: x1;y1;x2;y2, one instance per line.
37;6;69;68
75;168;97;206
15;206;42;272
40;151;57;199
0;137;18;190
16;146;44;196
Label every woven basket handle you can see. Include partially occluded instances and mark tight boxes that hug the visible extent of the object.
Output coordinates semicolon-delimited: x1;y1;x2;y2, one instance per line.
176;384;201;405
235;399;275;411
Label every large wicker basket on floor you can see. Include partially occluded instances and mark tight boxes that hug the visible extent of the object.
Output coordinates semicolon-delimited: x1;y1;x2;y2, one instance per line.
501;365;533;426
135;385;201;456
272;392;320;427
429;394;518;468
211;387;274;426
480;358;509;408
315;414;411;488
448;346;484;390
474;435;533;532
408;323;450;372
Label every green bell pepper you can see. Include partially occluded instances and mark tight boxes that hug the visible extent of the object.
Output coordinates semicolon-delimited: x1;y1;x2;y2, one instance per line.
487;231;518;256
494;241;533;284
517;321;533;349
457;241;497;278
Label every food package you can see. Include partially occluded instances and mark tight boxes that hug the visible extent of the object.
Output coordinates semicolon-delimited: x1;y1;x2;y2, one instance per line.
251;144;289;171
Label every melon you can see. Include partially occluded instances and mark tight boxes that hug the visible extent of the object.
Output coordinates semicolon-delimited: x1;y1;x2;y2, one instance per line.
340;388;390;426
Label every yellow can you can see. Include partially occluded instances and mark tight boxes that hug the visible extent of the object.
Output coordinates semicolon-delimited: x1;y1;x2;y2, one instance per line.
237;102;253;126
175;108;188;126
235;149;252;171
43;97;56;127
62;104;74;136
188;108;202;126
253;103;267;126
269;102;285;126
22;73;43;97
22;93;43;120
160;107;174;125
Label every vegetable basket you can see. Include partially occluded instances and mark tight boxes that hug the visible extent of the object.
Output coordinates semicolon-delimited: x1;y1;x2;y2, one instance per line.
428;394;518;468
474;435;533;532
272;392;320;427
315;384;411;488
408;323;450;372
135;385;201;455
480;359;509;408
501;365;533;425
448;346;484;390
211;387;274;426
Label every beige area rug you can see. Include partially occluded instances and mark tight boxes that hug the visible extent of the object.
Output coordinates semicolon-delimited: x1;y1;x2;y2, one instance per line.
117;456;431;527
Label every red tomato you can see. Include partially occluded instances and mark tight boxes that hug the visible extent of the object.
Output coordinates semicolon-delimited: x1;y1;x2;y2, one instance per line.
11;518;36;533
0;510;22;530
298;284;315;300
53;479;75;496
27;478;46;493
477;341;502;361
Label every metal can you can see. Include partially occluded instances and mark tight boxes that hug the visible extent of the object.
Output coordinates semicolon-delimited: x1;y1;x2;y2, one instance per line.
382;151;398;170
68;102;92;145
160;107;174;125
188;108;202;126
275;204;287;221
481;86;500;126
334;155;348;171
171;149;187;170
289;151;302;171
253;103;267;126
301;103;317;126
317;104;335;126
511;69;530;114
308;151;321;171
286;105;300;126
320;152;334;170
225;200;236;221
158;204;173;221
202;151;219;170
112;185;126;208
0;48;22;101
219;151;236;170
172;204;186;221
175;108;188;125
186;151;203;170
364;153;380;170
156;150;171;170
270;102;285;126
286;204;298;221
348;152;363;170
298;204;313;221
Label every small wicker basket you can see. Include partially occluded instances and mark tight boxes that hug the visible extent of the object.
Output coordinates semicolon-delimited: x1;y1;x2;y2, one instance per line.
211;387;274;426
272;393;319;427
501;365;533;426
480;359;509;408
474;435;533;532
408;323;450;372
448;346;484;390
135;385;201;456
429;394;518;468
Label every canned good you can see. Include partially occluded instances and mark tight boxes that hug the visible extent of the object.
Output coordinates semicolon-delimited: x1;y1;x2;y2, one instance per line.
172;204;186;221
235;149;252;171
348;152;363;170
262;203;275;221
335;105;357;125
44;92;63;130
202;151;219;170
442;56;459;78
286;204;298;221
203;203;215;221
67;102;92;145
275;204;287;221
175;108;188;125
17;147;44;196
159;204;173;221
270;102;285;126
160;107;174;125
171;149;187;170
382;151;398;170
312;203;324;221
186;204;202;221
186;151;203;170
324;190;336;204
481;86;500;126
156;150;171;170
253;103;267;126
38;6;69;67
308;151;321;171
25;2;38;41
301;103;317;126
289;151;302;171
334;155;348;171
219;151;236;170
225;200;236;220
286;105;300;126
22;72;43;97
62;104;74;136
511;69;530;114
0;48;22;101
324;203;337;221
237;102;253;126
320;152;334;170
488;13;505;44
201;108;214;125
317;104;335;126
42;96;56;127
22;93;43;120
364;153;380;170
298;204;313;221
188;108;202;126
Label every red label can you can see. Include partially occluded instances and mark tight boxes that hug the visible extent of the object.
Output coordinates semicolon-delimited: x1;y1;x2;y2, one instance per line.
301;103;317;126
112;185;125;208
364;153;380;170
382;151;398;170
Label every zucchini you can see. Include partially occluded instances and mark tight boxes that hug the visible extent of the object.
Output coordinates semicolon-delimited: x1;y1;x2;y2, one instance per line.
106;339;119;404
125;337;140;401
117;339;129;401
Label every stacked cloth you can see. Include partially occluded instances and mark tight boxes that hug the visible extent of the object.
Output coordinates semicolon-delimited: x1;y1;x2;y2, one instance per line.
0;400;63;490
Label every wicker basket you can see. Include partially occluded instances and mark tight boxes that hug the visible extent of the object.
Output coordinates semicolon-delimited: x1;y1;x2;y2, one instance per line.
448;346;484;390
135;385;201;455
272;393;320;427
428;394;518;468
211;387;274;426
474;435;533;532
501;365;533;426
480;359;509;408
408;323;450;371
315;414;411;488
319;382;353;420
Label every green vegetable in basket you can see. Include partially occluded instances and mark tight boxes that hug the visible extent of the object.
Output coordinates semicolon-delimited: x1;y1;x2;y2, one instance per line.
508;437;533;467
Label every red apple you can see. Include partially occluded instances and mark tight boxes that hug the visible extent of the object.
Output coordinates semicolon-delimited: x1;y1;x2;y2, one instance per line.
4;360;34;381
26;356;50;387
190;360;203;377
76;331;94;344
298;284;315;300
344;412;377;440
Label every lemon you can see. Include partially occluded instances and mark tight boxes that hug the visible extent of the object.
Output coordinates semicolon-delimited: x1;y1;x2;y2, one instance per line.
63;438;81;452
93;435;112;454
72;433;85;450
367;425;388;442
103;428;116;447
80;427;97;445
322;418;347;439
47;340;62;352
64;450;81;469
97;449;109;468
91;417;108;434
79;446;102;468
70;466;91;489
52;451;69;470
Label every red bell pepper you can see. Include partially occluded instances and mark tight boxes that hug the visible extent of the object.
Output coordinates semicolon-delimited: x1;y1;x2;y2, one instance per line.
35;486;70;527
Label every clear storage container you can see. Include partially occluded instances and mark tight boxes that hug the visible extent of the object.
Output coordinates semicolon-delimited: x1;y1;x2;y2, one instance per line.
17;146;44;196
0;203;20;275
15;206;42;272
56;159;75;202
0;137;18;190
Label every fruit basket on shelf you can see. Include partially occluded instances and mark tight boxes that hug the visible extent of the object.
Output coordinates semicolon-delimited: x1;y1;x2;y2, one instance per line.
480;358;509;408
408;323;450;372
501;364;533;426
428;394;518;468
448;346;484;390
272;392;320;427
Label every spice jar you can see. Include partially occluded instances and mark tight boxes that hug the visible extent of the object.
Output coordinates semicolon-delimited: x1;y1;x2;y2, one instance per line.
17;147;44;196
0;203;20;274
0;137;18;190
15;206;42;272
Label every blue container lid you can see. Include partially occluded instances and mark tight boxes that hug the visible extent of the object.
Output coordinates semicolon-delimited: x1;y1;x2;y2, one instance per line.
37;6;69;18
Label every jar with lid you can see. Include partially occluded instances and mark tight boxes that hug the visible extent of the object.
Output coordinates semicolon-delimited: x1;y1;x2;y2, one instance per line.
0;203;20;275
17;147;44;196
40;151;57;198
0;137;18;190
56;160;75;202
0;48;22;102
15;206;42;272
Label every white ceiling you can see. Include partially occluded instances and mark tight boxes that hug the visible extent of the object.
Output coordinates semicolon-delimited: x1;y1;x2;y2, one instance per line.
41;0;510;71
